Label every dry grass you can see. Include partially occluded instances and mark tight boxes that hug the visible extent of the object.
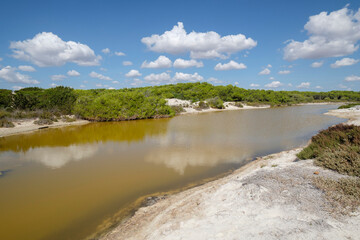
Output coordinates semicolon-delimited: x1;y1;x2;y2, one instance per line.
313;177;360;215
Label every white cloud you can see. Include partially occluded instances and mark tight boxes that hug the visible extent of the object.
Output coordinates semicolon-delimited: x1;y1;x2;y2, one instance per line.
269;77;275;80
50;83;58;87
207;77;223;84
115;51;125;56
234;81;239;85
214;60;246;71
130;78;144;86
311;61;324;68
297;82;310;89
125;69;142;78
173;72;203;82
112;80;119;84
267;64;272;68
80;84;86;88
284;7;360;61
51;74;67;81
108;87;115;90
265;81;283;88
173;58;203;68
345;75;360;81
278;70;291;75
250;83;260;87
100;67;107;71
0;57;3;61
12;86;23;90
144;72;171;84
10;32;101;67
315;86;323;89
67;70;80;76
0;66;39;84
141;22;257;59
331;57;359;68
102;48;110;54
259;68;271;75
141;55;172;68
288;83;293;87
89;71;112;81
18;65;36;72
123;61;133;66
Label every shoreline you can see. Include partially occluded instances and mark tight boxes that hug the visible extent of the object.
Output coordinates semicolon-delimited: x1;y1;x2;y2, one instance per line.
0;118;89;138
0;102;345;138
101;106;360;240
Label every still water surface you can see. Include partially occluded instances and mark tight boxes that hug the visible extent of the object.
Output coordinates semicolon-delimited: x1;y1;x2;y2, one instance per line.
0;105;344;240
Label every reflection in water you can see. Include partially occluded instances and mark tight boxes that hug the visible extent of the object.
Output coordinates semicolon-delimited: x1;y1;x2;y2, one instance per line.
0;105;344;240
21;144;98;169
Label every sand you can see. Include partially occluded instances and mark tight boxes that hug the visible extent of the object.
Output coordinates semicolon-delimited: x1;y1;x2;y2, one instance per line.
0;118;89;138
166;98;270;115
101;106;360;240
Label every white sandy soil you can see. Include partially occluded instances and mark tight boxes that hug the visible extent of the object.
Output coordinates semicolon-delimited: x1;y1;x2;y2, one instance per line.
102;106;360;240
166;98;270;114
0;117;89;137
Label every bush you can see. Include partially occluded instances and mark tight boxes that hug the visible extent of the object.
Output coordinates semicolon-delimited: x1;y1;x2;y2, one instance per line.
170;105;185;114
34;119;53;125
197;101;209;110
234;102;243;108
206;97;224;109
0;119;15;128
338;103;360;109
297;124;360;177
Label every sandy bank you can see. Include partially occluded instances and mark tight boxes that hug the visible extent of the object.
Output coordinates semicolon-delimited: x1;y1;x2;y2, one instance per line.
166;98;270;115
0;118;89;138
102;107;360;240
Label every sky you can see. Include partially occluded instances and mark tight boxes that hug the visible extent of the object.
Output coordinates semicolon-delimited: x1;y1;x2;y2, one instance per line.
0;0;359;91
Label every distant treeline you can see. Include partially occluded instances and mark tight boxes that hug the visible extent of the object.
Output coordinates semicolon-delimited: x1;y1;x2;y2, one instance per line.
1;82;359;121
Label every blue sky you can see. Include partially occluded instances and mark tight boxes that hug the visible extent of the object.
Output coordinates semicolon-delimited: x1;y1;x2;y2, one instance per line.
0;0;359;91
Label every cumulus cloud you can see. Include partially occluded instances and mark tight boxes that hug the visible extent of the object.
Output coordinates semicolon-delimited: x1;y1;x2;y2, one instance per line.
331;57;359;68
0;57;3;61
51;74;67;81
0;66;39;84
18;65;36;72
214;60;246;71
89;71;112;81
267;64;272;68
259;68;271;75
123;61;133;66
12;86;23;90
125;69;142;78
297;82;310;89
102;48;110;54
144;72;171;84
265;81;283;88
278;70;291;75
141;55;172;68
269;77;275;80
67;70;80;76
207;77;223;84
250;83;260;87
173;58;203;68
10;32;101;67
284;7;360;61
315;86;323;89
141;22;257;59
173;72;203;82
115;51;125;56
130;78;144;86
50;83;58;87
345;75;360;81
311;61;324;68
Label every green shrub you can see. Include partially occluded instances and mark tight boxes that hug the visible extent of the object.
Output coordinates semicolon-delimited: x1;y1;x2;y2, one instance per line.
234;102;243;108
197;101;209;110
170;105;185;114
0;119;15;128
206;97;224;109
298;124;360;177
34;119;53;125
338;103;360;109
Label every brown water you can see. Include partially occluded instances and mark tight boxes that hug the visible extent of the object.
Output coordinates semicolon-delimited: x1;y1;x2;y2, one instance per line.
0;105;344;240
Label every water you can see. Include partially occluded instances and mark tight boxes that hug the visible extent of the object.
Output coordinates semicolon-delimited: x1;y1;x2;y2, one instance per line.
0;105;344;240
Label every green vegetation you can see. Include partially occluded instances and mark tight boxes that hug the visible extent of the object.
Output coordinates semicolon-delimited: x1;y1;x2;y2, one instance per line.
338;103;360;109
298;124;360;214
1;82;360;124
297;124;360;177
